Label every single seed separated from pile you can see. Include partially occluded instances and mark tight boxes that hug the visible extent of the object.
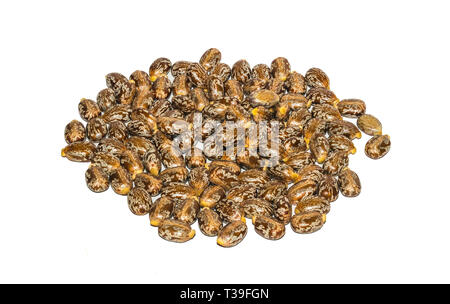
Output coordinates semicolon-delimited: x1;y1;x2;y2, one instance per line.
61;48;391;247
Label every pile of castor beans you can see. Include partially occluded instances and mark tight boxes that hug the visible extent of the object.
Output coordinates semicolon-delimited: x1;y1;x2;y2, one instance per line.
62;48;391;247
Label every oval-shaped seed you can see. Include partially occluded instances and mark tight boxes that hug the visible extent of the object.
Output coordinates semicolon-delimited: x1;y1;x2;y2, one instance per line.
252;215;285;240
186;148;206;169
173;198;200;225
232;59;251;84
338;167;361;197
297;164;324;184
365;134;391;159
281;93;310;110
85;165;109;193
273;196;292;224
209;166;239;190
328;120;361;140
190;88;209;112
211;63;231;83
130;70;151;90
61;141;96;162
311;104;342;121
198;207;222;237
64;120;86;144
217;220;247;248
225;184;256;205
295;196;330;215
149;57;171;82
172;74;190;97
200;48;221;72
357;114;382;136
124;136;153;158
286;71;307;94
225;79;244;101
110;167;132;195
329;135;356;155
158;219;195;243
86;117;108;142
149;196;174;226
130;108;157;130
161;183;197;202
304;118;328;145
120;150;143;179
249;89;280;108
291;212;325;234
259;181;287;203
323;151;349;176
284;151;314;171
159;166;189;186
200;185;225;208
143;149;161;176
267;163;299;184
152;75;171;100
159;145;185;169
126;119;153;138
337;99;366;118
237;169;270;189
147;99;171;117
215;200;244;222
127;187;152;215
78;98;101;122
271;57;290;81
188;63;208;88
251;63;271;82
287;178;317;205
306;87;339;107
96;138;127;158
305;67;330;89
134;173;162;197
189;167;209;196
105;73;136;105
240;198;273;219
91;152;120;175
96;88;116;112
102;104;131;123
108;121;127;142
286;108;311;129
207;160;241;175
310;133;329;164
171;60;192;77
317;175;339;202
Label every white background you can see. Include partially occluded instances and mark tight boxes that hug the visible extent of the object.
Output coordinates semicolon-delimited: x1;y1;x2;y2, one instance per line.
0;0;449;284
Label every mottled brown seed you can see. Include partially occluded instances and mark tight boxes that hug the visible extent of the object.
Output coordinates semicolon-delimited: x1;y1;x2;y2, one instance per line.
249;89;280;108
203;102;229;121
306;87;339;107
189;167;209;196
232;59;251;84
305;67;330;89
64;120;86;144
105;73;136;105
295;196;330;215
252;215;285;240
365;134;391;159
323;151;349;176
286;71;307;94
311;104;342;121
61;141;96;162
198;207;222;237
328;120;362;140
271;57;291;81
130;70;151;89
338;168;361;197
159;166;188;186
86;117;108;142
259;181;287;203
147;99;172;117
291;212;324;234
85;165;109;193
143;148;161;176
171;61;192;77
281;93;310;110
211;63;232;83
130;108;157;131
91;152;120;175
127;187;152;215
225;79;244;101
186;148;206;169
251;64;271;82
243;78;267;95
120;150;143;179
161;182;197;202
209;166;239;190
215;200;244;223
200;185;225;208
286;108;311;129
125;136;153;159
172;74;190;97
134;173;162;197
96;138;127;158
108;121;128;142
241;198;273;219
96;88;116;112
110;167;132;195
188;63;208;88
337;99;366;118
238;169;270;189
357;114;382;136
158;219;195;243
200;48;221;72
217;220;247;247
267;163;299;184
273;196;292;224
152;75;171;100
78;98;101;122
172;95;196;113
317;175;339;202
329;135;356;155
309;132;330;164
284;151;314;171
173;198;200;225
287;178;317;205
127;119;154;138
102;104;131;123
159;145;185;168
297;165;324;184
149;57;171;82
149;196;174;226
190;88;209;112
304;118;328;145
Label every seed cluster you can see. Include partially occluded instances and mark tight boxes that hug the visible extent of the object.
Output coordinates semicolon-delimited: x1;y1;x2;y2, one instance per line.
62;48;391;247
